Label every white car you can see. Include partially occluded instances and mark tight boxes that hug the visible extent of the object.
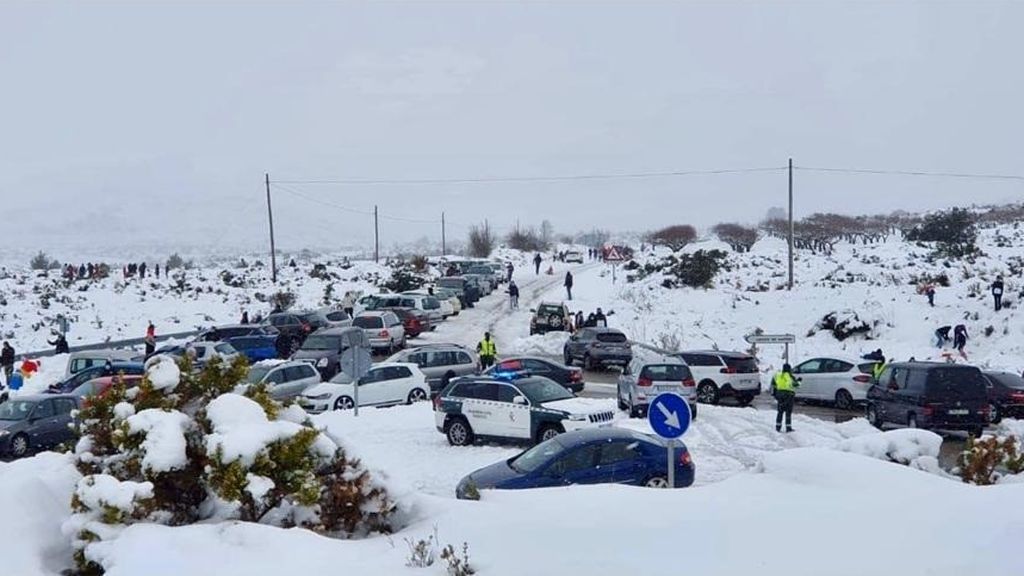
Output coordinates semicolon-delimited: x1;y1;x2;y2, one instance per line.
789;357;876;410
187;342;240;366
245;360;322;401
298;363;429;413
674;350;762;406
403;291;454;320
565;250;584;264
353;311;407;353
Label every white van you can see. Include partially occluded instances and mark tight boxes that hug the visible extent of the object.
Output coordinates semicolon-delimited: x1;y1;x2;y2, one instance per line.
65;349;138;377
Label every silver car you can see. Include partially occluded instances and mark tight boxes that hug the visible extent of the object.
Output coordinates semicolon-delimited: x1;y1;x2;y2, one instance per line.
386;343;479;396
617;359;697;419
246;360;322;401
353;311;407;353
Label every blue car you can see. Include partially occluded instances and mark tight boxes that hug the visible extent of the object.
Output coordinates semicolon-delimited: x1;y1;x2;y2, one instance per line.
225;335;278;363
48;361;145;394
455;428;694;499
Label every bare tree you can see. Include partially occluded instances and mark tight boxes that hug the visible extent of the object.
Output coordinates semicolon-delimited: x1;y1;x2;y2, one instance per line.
649;225;697;251
712;223;758;252
467;224;495;257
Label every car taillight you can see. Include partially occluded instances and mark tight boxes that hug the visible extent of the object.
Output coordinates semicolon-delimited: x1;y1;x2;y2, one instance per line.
923;403;939;417
980;405;991;416
302;324;311;333
570;370;582;382
679;450;692;466
379;329;389;338
720;367;737;374
638;377;653;387
853;374;872;384
1010;391;1024;402
682;378;696;387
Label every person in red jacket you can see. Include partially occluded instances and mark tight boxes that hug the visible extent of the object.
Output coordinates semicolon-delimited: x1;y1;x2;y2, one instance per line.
144;322;156;357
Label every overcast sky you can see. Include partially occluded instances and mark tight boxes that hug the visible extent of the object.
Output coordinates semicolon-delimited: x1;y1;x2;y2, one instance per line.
2;1;1023;254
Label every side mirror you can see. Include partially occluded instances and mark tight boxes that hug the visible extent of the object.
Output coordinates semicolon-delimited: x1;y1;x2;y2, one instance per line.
529;308;537;313
513;395;528;406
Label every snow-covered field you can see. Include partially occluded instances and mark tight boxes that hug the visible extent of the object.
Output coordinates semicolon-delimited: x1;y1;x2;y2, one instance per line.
3;228;1024;574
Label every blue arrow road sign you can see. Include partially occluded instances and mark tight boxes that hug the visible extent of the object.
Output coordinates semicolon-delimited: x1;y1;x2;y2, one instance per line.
648;393;692;439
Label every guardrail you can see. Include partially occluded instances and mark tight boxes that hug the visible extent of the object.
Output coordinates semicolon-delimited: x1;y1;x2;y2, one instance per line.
18;331;199;361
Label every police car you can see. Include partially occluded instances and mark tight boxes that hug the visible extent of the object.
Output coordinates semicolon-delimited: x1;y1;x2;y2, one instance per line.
434;373;616;446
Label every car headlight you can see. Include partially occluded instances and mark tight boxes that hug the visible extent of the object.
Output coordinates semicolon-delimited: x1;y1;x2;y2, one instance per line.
316;358;329;368
568;414;587;421
304;393;331;401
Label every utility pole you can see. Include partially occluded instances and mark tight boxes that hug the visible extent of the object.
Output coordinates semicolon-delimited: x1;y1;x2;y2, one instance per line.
787;158;794;290
374;205;380;263
265;173;277;283
441;212;447;256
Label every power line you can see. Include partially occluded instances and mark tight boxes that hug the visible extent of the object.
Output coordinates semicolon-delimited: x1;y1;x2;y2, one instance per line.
795;166;1024;182
272;183;374;215
271;166;787;186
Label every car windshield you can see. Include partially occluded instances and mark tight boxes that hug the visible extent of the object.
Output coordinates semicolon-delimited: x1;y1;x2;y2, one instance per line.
437;279;462;289
724;356;759;373
215;343;236;355
247;365;274;383
0;400;36;421
517;378;573;404
537;305;563;316
510;437;566;473
301;335;341;351
330;372;355;384
596;332;627;343
353;317;384;329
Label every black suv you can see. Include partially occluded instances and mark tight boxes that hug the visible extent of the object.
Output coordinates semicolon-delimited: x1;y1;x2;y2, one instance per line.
563;327;632;370
435;277;480;308
866;362;988;436
264;313;313;340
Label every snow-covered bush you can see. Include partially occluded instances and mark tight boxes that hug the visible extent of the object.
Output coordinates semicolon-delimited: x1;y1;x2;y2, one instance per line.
810;309;878;341
956;434;1024;486
66;355;394;574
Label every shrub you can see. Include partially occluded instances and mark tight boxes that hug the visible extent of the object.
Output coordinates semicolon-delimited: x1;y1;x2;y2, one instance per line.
67;357;394;574
662;250;728;288
506;228;548;252
957;435;1024;485
906;208;978;256
649;225;697;251
382;265;426;293
467;224;495;258
712;223;758;252
165;253;193;271
410;255;430;273
269;291;296;312
30;251;53;271
812;310;875;341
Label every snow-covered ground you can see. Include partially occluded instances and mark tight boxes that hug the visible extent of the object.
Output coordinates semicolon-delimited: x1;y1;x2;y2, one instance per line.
3;229;1024;574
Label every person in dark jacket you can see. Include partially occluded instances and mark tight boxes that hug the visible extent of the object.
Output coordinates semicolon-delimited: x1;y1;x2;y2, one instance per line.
139;262;147;279
48;333;69;355
564;271;574;300
506;262;514;283
155;263;161;278
508;281;520;310
534;253;542;275
594;308;607;327
144;322;156;357
935;325;951;348
1;341;14;384
275;333;295;359
992;277;1005;311
925;284;935;307
954;324;969;358
78;264;87;279
575;311;584;332
240;311;250;325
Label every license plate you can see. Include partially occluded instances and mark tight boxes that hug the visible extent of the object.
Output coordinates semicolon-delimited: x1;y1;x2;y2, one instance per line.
655;386;677;392
948;409;969;416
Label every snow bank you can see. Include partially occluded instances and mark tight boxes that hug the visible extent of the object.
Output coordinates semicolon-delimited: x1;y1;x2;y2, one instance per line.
504;331;569;357
837;428;942;464
205;394;337;466
73;475;154;513
145;356;181;391
0;453;79;576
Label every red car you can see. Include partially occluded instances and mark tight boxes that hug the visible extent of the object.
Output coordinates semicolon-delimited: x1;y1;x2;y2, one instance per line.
71;375;144;406
380;307;429;338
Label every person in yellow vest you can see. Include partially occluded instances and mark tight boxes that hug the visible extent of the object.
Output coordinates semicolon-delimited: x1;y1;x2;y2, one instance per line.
477;332;497;370
773;363;799;433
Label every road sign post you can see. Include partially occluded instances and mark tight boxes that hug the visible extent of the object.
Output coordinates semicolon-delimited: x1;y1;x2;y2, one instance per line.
605;247;624;284
744;333;796;363
339;331;373;417
647;393;692;489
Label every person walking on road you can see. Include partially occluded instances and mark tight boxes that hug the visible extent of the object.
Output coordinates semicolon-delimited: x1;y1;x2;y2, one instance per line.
992;276;1005;311
773;364;798;433
144;322;156;357
508;281;520;310
534;253;542;275
506;262;514;283
477;332;497;370
564;270;574;300
1;341;14;385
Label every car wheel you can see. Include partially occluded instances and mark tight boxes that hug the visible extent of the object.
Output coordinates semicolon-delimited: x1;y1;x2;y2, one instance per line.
866;404;883;429
407;388;427;404
537;424;563;443
334;396;355;411
563;351;573;367
629;404;646;419
989;403;1002;424
690;402;698;421
10;433;29;458
970;426;985;438
583;354;594;371
696;381;719;405
834;389;854;411
907;413;918;429
645;476;669;489
617;386;628;411
446;418;474;446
